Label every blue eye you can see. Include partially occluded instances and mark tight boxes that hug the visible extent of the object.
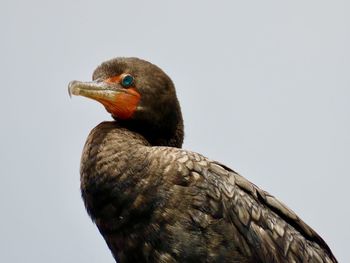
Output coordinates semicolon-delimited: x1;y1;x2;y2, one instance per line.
121;74;134;87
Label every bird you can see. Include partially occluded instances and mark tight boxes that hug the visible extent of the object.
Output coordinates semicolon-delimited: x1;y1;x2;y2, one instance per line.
69;57;337;263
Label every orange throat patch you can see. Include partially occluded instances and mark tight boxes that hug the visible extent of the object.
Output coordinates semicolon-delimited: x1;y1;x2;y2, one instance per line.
101;88;141;119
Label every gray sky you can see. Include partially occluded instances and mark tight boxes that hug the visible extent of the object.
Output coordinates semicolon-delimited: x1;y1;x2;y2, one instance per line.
1;0;348;262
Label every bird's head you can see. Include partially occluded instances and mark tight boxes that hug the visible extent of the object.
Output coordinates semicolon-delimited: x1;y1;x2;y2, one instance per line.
69;57;184;147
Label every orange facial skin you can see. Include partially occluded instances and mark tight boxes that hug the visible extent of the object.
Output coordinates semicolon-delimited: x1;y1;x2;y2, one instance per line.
102;75;141;119
104;75;123;84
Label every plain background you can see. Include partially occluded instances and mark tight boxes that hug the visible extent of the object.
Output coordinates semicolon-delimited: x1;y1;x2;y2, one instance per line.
1;1;348;262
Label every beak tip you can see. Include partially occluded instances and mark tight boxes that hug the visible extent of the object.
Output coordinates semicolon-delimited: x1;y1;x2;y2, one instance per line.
68;80;79;98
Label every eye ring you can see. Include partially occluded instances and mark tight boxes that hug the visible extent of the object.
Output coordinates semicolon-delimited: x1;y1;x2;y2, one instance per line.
121;74;134;87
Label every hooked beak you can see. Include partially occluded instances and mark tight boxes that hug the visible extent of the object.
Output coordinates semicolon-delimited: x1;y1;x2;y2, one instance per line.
68;80;141;119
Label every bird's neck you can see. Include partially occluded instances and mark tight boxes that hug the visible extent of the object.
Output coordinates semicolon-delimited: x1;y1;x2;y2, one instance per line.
117;115;184;148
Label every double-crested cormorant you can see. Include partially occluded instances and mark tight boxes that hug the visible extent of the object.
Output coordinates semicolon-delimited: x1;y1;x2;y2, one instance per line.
69;57;337;263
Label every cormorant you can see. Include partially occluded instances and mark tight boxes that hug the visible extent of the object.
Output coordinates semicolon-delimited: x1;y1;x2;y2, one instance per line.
69;57;337;263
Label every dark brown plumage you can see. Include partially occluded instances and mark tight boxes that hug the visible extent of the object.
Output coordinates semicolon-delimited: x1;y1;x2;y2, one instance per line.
70;57;337;263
